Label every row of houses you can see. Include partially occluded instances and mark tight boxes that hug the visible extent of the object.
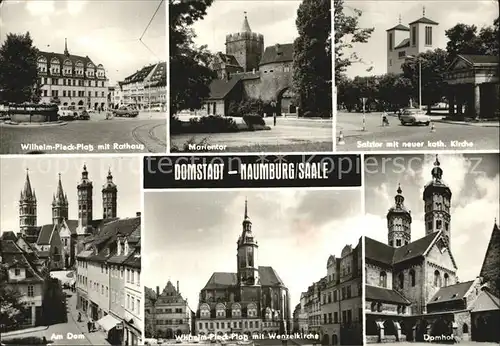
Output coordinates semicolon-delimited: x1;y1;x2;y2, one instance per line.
76;214;142;345
293;239;363;346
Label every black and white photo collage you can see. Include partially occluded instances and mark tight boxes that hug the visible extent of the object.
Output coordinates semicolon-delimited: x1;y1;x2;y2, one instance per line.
0;1;498;345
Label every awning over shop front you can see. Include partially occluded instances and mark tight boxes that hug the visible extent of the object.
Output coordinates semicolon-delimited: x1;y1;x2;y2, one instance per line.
96;314;121;332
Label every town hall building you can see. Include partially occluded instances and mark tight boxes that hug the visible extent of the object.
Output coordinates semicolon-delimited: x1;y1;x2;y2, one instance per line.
196;200;291;337
365;155;500;343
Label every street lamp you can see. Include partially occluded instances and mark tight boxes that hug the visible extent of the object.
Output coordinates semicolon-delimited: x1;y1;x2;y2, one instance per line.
405;55;422;110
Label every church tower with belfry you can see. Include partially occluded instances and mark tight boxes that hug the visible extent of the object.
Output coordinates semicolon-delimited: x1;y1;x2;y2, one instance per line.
423;155;452;248
102;168;117;219
77;164;93;227
237;199;260;286
387;184;412;247
52;173;69;225
19;169;37;235
225;12;264;72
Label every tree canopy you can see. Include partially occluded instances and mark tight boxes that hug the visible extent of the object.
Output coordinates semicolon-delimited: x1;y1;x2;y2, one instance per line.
0;263;26;332
0;32;41;104
445;18;499;62
169;0;217;117
334;0;374;83
292;0;332;117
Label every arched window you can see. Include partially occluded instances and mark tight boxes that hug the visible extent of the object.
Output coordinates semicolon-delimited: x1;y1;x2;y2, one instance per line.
434;270;441;287
409;269;416;287
379;271;387;288
398;272;404;289
444;273;449;287
462;323;468;334
371;302;376;312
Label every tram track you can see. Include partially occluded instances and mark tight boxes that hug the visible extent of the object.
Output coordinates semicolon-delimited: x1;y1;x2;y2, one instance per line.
131;122;167;153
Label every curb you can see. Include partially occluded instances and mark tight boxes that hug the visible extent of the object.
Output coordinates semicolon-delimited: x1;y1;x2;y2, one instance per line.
431;119;500;128
1;326;49;337
0;121;68;128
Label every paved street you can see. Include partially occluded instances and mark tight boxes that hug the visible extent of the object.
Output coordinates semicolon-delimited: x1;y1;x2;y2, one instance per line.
336;112;499;151
171;117;333;152
1;289;109;345
0;111;166;154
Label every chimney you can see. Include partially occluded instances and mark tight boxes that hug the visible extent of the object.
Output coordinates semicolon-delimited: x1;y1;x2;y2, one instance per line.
177;280;180;293
136;212;141;217
156;286;159;296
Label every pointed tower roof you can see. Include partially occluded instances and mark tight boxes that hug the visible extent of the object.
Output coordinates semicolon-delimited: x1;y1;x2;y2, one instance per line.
424;155;451;199
55;173;66;202
21;168;35;201
64;38;69;56
241;12;252;32
479;219;500;295
78;163;93;189
387;183;412;221
238;198;257;247
102;167;117;191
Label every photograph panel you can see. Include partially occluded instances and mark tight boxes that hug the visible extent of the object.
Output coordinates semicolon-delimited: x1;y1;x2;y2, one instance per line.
363;153;500;344
0;156;143;345
143;190;363;345
0;0;166;154
169;0;333;153
334;0;499;151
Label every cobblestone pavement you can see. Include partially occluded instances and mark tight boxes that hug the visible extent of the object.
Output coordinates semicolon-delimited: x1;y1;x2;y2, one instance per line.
171;117;333;152
336;112;499;151
0;111;166;154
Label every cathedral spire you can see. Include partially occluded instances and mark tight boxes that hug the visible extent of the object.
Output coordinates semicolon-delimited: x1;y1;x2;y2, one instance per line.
244;197;248;219
431;154;443;181
64;38;69;56
21;168;35;200
56;173;66;202
241;12;252;32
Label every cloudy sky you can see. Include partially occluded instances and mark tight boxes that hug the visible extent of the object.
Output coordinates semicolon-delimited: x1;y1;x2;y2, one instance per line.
191;0;302;53
341;0;498;78
143;189;362;311
0;156;141;233
364;153;499;282
0;0;166;84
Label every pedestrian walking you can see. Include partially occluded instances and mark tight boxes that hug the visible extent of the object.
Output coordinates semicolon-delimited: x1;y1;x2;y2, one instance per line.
78;312;82;322
271;101;277;127
87;320;92;333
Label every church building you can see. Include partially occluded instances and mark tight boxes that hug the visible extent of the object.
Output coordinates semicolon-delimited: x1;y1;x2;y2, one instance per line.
365;155;500;343
17;165;119;270
196;200;291;337
386;8;438;74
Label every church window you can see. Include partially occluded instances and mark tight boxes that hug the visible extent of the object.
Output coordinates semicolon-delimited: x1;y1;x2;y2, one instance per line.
410;270;416;287
377;302;382;312
396;239;401;247
444;273;449;287
425;26;433;46
371;302;376;312
411;27;416;46
389;240;393;247
379;272;387;288
463;323;469;334
398;273;404;289
427;221;432;230
436;220;442;229
397;305;401;314
445;222;449;231
434;270;442;287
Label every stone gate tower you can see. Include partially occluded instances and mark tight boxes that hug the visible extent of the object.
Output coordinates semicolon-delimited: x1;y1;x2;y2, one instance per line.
237;199;260;286
423;155;452;247
225;13;264;72
77;164;93;227
102;168;117;219
387;184;412;247
52;173;69;225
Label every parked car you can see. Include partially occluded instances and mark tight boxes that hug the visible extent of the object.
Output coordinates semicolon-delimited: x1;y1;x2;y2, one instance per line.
113;106;139;117
58;106;77;120
399;108;431;126
74;107;90;120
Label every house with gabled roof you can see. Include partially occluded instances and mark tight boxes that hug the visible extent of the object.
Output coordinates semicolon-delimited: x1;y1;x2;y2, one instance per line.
1;238;45;327
365;155;500;344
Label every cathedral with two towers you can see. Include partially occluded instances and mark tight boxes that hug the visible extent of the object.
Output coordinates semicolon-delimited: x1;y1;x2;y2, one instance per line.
17;165;118;270
365;155;500;343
